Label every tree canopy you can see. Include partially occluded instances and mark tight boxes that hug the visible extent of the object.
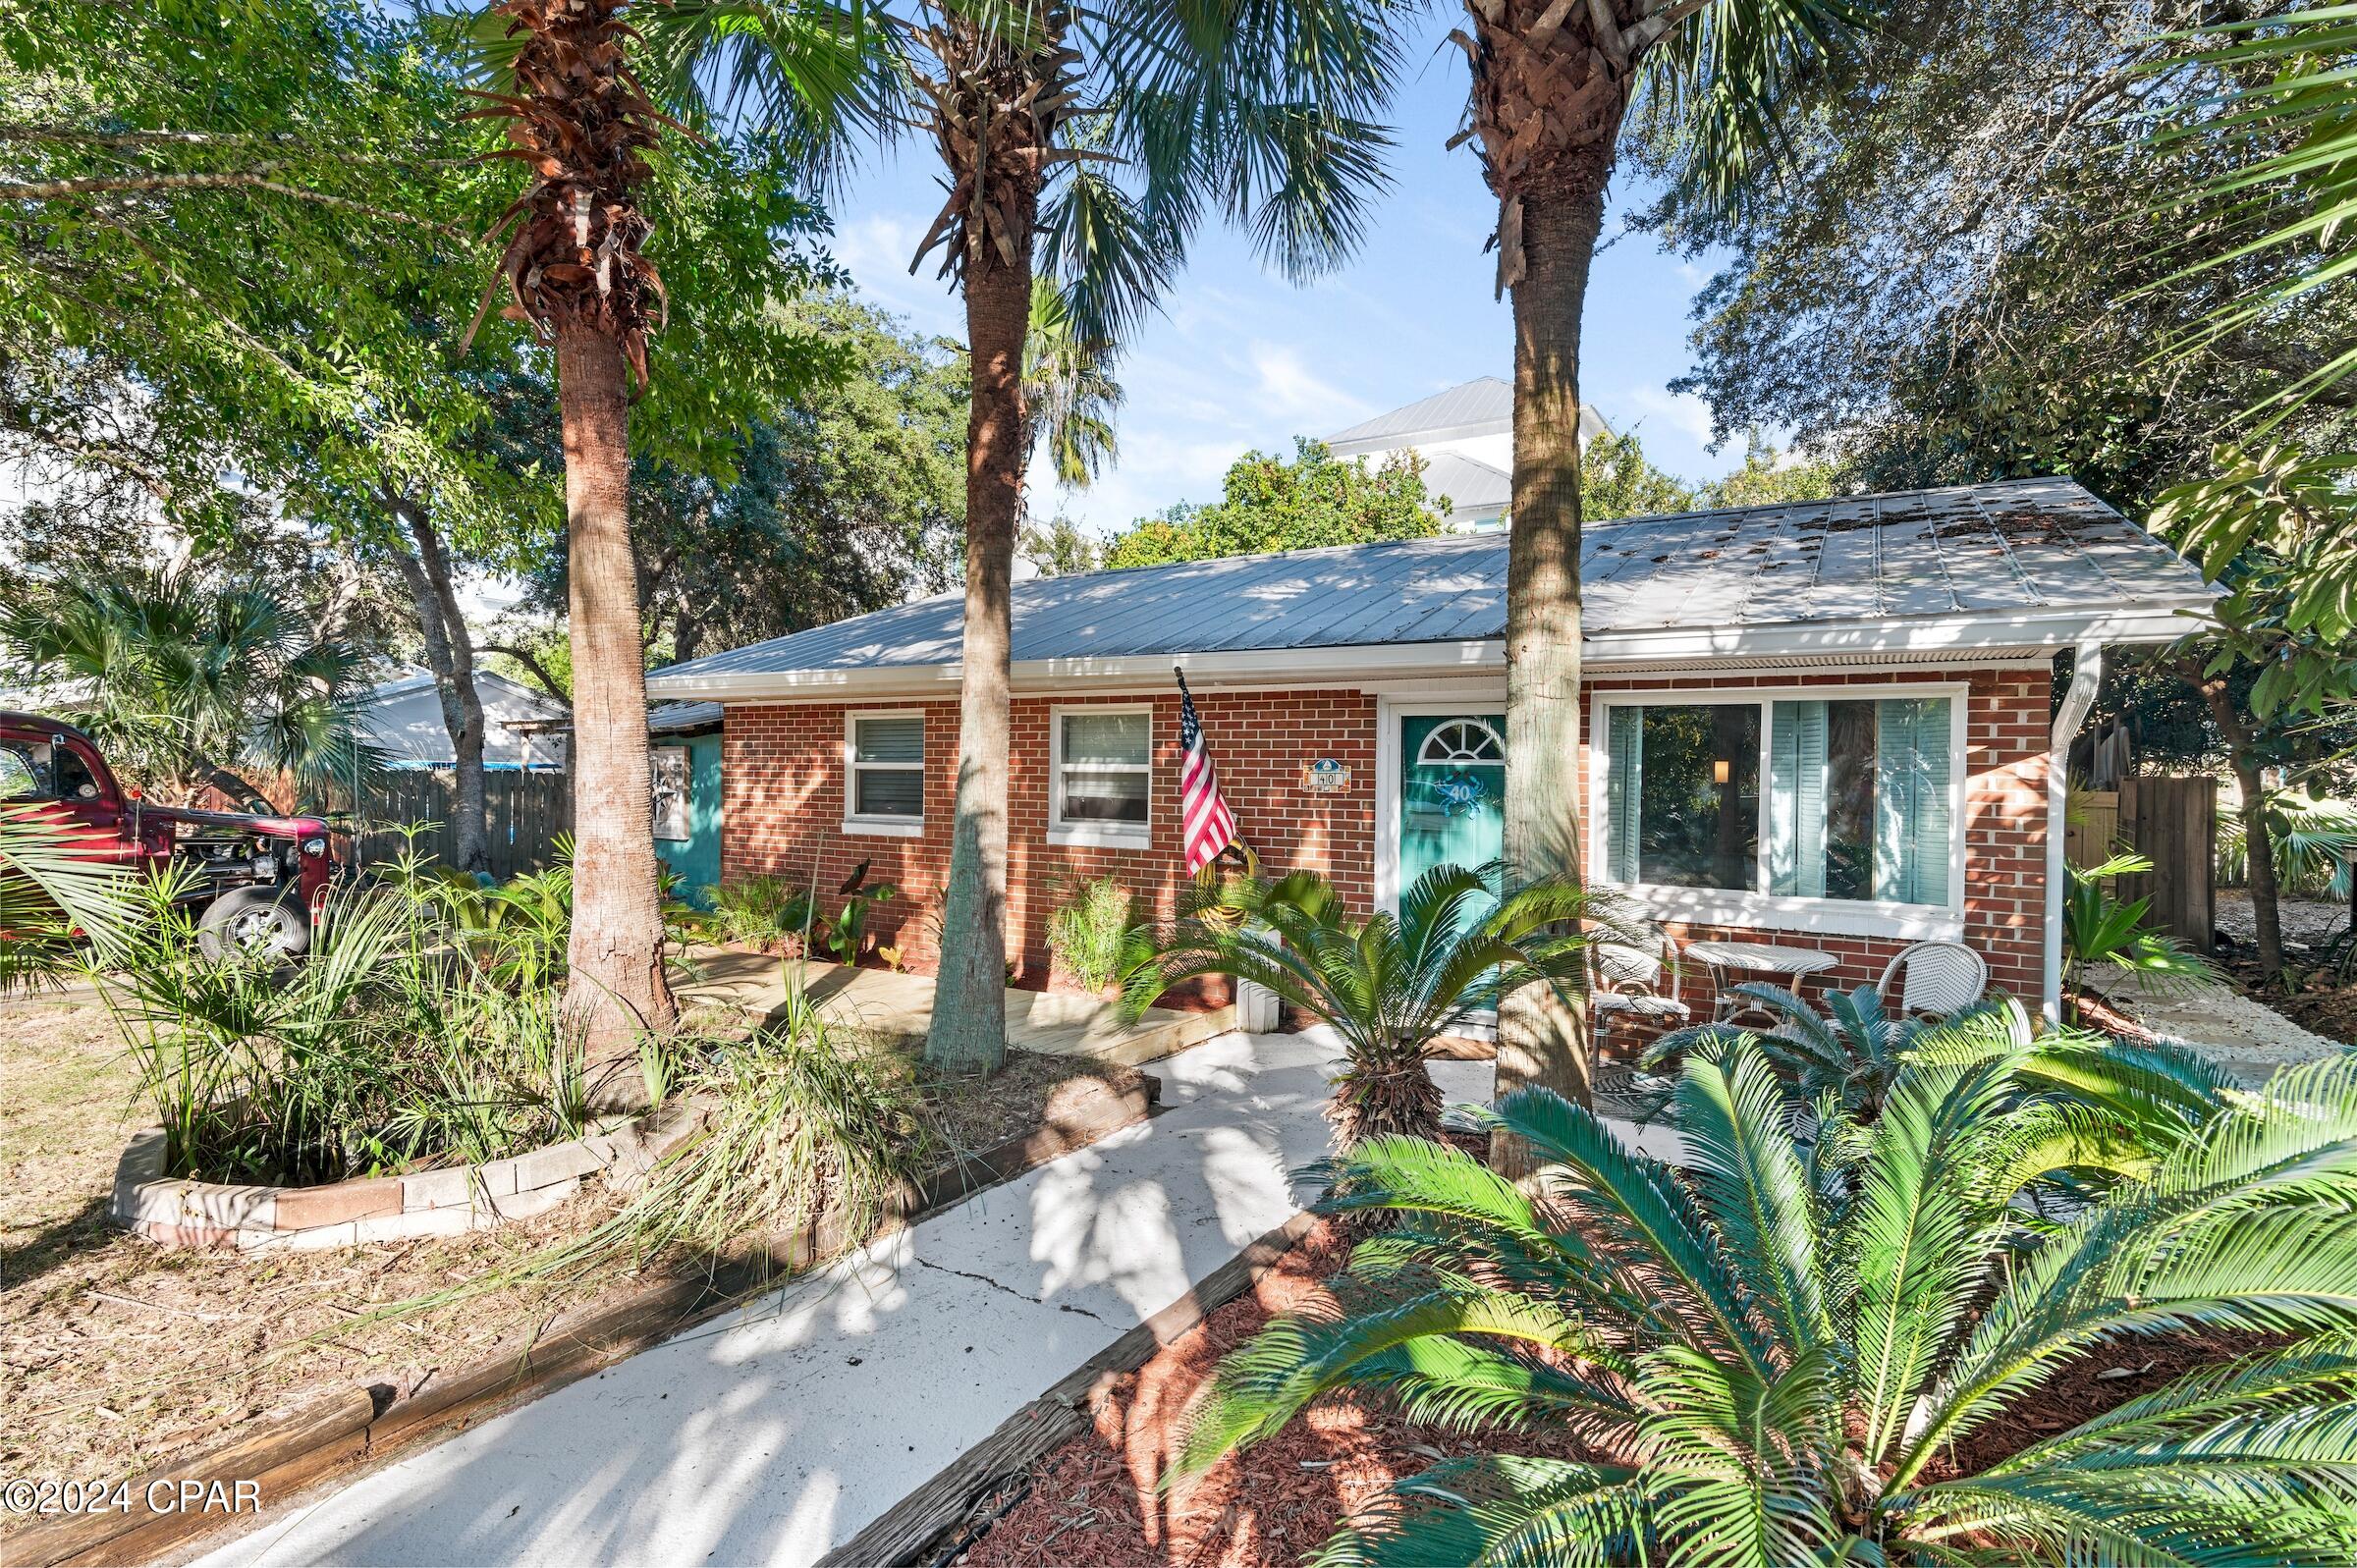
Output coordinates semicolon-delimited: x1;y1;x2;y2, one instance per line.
1103;440;1440;568
515;297;967;662
1632;0;2357;515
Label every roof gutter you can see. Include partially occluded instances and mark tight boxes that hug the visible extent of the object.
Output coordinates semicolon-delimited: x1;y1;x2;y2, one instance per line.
643;603;2210;703
2044;637;2106;1024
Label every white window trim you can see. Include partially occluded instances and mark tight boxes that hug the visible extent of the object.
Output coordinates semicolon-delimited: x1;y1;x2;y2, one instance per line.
1588;682;1971;944
1049;703;1153;848
842;709;926;838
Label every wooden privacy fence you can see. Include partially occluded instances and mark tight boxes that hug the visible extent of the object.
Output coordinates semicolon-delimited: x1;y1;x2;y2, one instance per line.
341;769;573;881
2066;777;2217;953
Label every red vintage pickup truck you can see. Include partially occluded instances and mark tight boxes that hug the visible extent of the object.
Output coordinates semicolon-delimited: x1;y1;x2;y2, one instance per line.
2;710;337;957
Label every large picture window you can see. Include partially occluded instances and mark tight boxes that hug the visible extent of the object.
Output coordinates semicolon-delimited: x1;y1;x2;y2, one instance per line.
1053;707;1150;844
1601;691;1957;912
846;713;924;833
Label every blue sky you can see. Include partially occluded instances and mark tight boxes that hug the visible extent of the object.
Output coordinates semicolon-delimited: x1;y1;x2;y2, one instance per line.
820;25;1740;540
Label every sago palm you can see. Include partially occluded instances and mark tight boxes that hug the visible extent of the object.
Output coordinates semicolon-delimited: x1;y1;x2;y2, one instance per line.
1177;1039;2357;1565
2062;850;2220;1009
1434;0;1890;1129
1122;862;1608;1146
644;0;1397;1074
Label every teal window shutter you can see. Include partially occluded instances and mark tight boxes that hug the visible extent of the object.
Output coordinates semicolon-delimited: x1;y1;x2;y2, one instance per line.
1768;701;1828;896
1607;707;1642;882
1875;698;1952;905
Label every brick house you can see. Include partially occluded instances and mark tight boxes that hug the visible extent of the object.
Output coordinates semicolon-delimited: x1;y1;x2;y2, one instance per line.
644;478;2214;1020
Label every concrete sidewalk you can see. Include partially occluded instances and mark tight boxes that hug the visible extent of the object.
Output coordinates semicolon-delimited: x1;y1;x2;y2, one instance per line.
188;1030;1496;1568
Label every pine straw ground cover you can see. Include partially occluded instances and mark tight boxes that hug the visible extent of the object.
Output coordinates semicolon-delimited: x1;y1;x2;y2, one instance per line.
0;992;1137;1498
959;1220;2279;1568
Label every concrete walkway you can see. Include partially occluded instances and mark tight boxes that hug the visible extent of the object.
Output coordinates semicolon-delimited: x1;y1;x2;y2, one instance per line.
2086;969;2348;1088
186;1030;1496;1568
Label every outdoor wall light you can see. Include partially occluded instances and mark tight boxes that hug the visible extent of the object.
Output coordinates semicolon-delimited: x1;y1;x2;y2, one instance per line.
1713;759;1731;785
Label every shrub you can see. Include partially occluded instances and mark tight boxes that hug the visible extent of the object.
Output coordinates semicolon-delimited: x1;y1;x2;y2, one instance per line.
1178;1042;2357;1565
2064;850;2220;1006
709;875;816;949
95;855;602;1183
1045;876;1136;992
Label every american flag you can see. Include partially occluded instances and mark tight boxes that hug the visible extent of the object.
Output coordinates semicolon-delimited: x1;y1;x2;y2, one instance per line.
1175;669;1238;876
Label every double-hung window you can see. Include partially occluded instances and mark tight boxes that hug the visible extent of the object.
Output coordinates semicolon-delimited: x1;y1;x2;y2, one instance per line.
845;713;925;834
1052;707;1151;846
1599;689;1959;927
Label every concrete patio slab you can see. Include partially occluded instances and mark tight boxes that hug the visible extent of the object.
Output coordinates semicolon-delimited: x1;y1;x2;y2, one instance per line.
679;949;1233;1067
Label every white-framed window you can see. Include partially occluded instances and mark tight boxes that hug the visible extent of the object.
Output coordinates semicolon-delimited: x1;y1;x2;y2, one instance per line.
844;711;925;836
1051;705;1151;847
1593;685;1967;939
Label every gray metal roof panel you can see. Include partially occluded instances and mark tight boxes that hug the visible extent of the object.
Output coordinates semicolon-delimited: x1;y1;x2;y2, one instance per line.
653;478;2214;683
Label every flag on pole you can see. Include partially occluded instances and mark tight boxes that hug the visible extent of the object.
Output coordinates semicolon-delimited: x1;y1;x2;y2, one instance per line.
1175;669;1239;876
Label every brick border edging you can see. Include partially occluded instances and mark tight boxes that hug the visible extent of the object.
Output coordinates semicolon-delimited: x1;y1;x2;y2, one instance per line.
108;1104;710;1251
12;1069;1166;1568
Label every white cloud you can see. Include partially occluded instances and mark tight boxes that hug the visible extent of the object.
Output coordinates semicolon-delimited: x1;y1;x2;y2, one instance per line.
1244;342;1374;427
1604;384;1718;450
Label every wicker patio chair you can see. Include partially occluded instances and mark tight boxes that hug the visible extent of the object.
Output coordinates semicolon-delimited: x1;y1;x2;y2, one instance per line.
1878;940;1990;1021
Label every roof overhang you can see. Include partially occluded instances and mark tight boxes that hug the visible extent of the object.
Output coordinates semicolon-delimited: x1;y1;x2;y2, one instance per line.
644;599;2215;705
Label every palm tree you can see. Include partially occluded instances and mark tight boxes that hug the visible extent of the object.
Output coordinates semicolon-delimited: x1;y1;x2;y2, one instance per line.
648;0;1398;1074
1022;274;1120;488
1455;1;1885;1140
0;568;374;808
461;0;679;1053
1122;862;1607;1145
1176;1040;2357;1564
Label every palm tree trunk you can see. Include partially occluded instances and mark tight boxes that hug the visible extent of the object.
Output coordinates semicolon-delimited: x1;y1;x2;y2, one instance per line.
923;223;1032;1076
1494;148;1613;1167
557;320;676;1055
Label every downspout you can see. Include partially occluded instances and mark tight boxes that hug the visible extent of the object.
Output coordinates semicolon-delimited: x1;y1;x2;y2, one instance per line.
2043;638;2105;1023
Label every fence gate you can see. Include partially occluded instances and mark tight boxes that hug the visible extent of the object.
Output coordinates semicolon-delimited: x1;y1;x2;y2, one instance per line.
342;770;573;880
2113;775;2218;953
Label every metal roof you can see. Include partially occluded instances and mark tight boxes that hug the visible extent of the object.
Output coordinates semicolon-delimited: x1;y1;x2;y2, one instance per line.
647;478;2216;695
1417;450;1511;518
1326;376;1608;456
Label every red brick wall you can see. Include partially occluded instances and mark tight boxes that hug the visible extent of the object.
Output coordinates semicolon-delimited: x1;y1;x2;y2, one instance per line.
721;689;1376;978
720;666;2053;1005
1579;668;2052;1033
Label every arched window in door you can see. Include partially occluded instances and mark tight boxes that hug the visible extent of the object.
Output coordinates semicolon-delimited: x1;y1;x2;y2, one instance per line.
1415;718;1506;769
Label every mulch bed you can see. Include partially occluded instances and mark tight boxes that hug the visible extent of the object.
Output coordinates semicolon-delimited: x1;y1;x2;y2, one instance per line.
959;1218;1599;1568
958;1217;2276;1568
2218;954;2357;1049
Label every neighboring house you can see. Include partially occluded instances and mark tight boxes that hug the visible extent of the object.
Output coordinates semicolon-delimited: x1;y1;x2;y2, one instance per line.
1325;376;1609;530
646;702;724;906
356;670;571;772
643;477;2218;1019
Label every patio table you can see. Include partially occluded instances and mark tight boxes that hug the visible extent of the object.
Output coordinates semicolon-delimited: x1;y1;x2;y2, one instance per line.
1681;940;1840;1024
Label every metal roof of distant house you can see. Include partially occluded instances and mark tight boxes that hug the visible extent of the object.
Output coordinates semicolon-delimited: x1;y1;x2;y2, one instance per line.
646;478;2217;701
1326;376;1607;457
1416;450;1511;519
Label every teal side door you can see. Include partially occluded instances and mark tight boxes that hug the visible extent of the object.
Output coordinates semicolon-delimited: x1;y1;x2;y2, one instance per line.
653;733;724;907
1398;714;1507;915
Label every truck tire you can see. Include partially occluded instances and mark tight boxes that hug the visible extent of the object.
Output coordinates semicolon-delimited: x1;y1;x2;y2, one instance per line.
196;887;312;961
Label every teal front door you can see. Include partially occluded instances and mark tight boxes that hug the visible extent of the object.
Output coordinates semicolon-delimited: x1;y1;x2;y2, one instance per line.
653;733;724;907
1398;714;1507;908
